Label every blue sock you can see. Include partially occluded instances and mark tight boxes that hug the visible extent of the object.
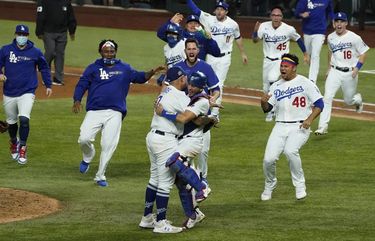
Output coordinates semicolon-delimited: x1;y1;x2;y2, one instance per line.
143;184;157;216
156;192;169;221
8;123;18;143
19;116;29;146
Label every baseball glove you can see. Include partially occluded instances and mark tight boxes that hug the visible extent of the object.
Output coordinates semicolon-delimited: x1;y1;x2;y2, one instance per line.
0;120;9;133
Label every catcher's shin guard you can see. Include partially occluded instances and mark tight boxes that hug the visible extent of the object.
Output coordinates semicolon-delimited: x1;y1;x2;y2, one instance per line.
176;177;195;218
166;152;205;192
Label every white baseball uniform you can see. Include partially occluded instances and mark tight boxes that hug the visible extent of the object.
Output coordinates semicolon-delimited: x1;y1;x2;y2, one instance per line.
317;30;369;131
147;85;190;193
263;75;322;192
3;93;35;124
257;21;302;93
164;39;186;68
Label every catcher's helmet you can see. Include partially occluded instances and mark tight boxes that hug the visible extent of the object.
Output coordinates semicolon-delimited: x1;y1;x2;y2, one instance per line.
188;71;207;89
166;23;181;36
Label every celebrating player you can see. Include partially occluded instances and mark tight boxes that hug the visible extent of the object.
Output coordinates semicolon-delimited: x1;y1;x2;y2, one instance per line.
295;0;334;83
315;12;369;135
0;24;52;165
186;0;248;116
73;39;163;187
253;6;309;122
260;53;324;201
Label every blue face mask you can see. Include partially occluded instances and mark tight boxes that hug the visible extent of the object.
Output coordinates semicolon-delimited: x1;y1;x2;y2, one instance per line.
103;58;116;65
167;35;179;48
16;36;28;46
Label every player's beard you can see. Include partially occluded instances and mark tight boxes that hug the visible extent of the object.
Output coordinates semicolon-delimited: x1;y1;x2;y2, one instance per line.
187;54;198;65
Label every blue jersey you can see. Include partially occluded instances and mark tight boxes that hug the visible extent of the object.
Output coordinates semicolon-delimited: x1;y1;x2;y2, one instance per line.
174;59;220;94
73;58;146;116
157;20;220;60
295;0;334;35
0;40;51;97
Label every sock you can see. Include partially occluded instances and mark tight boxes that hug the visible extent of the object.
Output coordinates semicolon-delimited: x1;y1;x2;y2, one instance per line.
8;123;18;143
143;184;157;216
19;116;29;146
155;192;169;221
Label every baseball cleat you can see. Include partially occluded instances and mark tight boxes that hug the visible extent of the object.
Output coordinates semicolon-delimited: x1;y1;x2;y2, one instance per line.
296;188;307;200
139;213;156;229
153;219;183;234
9;140;19;160
314;127;328;135
17;145;27;165
356;102;363;113
183;208;206;229
79;160;90;173
261;189;272;201
96;180;108;187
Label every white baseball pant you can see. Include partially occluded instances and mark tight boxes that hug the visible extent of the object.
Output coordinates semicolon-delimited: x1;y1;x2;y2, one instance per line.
78;109;122;181
318;68;361;130
304;34;325;83
3;93;35;124
263;58;281;93
197;130;210;179
263;122;310;191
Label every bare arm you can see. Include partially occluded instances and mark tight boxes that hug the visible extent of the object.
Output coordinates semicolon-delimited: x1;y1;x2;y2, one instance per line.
300;106;322;129
260;93;272;112
235;37;248;64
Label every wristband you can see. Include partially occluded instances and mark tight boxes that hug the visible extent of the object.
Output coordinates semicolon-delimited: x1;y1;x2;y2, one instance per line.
252;31;258;39
356;62;363;70
161;109;177;121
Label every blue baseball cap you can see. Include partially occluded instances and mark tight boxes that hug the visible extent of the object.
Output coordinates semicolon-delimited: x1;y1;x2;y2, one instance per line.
216;1;229;11
15;24;29;35
186;15;200;24
165;66;186;83
334;12;347;21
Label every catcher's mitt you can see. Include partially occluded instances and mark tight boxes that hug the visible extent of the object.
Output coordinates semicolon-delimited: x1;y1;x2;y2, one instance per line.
0;120;9;133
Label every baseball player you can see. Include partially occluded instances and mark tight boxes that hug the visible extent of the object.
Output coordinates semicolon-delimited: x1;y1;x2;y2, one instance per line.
157;22;186;68
315;12;369;135
260;53;324;201
73;39;162;187
139;66;189;234
295;0;334;83
253;6;309;122
186;0;248;116
174;38;221;189
0;24;52;165
157;13;221;61
155;71;216;229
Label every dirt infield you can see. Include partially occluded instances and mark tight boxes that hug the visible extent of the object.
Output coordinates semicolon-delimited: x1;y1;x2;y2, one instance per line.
0;188;62;224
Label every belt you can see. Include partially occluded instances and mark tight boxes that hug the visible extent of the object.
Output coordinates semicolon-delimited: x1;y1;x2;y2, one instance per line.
178;135;192;140
218;51;231;57
331;65;351;72
152;129;178;138
266;56;280;61
276;120;304;123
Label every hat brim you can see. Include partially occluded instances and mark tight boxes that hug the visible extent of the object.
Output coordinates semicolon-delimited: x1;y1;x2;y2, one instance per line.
334;18;347;21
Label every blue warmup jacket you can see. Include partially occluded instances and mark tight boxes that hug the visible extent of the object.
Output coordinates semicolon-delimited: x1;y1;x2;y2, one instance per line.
156;20;221;60
295;0;334;35
73;59;147;117
0;40;51;97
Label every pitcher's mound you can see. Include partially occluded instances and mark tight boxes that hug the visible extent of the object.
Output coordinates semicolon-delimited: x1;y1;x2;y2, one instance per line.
0;187;62;224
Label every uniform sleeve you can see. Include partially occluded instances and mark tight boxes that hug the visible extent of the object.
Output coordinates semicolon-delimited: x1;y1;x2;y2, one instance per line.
186;0;201;16
205;37;221;57
186;98;209;116
35;0;46;36
294;0;307;18
0;47;5;74
326;0;334;20
36;49;52;88
67;2;77;35
355;36;370;55
129;65;147;84
290;26;301;41
156;20;171;42
73;66;92;102
306;80;323;103
205;64;220;91
257;23;265;39
233;22;241;39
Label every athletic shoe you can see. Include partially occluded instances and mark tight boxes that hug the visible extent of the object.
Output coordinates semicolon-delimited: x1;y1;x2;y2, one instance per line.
353;93;363;113
296;188;307;200
9;140;19;160
52;78;64;86
356;102;364;113
183;208;206;229
139;213;156;229
314;126;328;135
18;145;27;165
195;187;210;203
261;189;272;201
153;219;183;234
79;160;90;173
96;180;108;187
201;178;212;194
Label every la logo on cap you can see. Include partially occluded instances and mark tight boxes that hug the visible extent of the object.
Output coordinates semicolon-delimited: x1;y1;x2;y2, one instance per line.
338;13;342;17
21;26;25;31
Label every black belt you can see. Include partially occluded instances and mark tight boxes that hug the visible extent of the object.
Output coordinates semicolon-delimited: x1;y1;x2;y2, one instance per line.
276;120;304;123
219;51;231;57
178;135;192;140
266;56;280;61
331;65;350;72
152;130;178;138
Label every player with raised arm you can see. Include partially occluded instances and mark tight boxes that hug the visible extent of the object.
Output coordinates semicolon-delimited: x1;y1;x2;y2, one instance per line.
315;12;369;135
260;53;323;201
253;6;309;122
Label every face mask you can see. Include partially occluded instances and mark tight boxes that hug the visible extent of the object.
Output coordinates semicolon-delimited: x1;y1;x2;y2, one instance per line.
103;58;116;65
167;35;179;48
16;36;28;46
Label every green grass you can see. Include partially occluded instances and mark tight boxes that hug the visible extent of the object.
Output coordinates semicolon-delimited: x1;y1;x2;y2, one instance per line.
1;19;374;102
0;95;374;240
